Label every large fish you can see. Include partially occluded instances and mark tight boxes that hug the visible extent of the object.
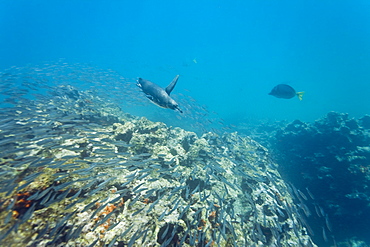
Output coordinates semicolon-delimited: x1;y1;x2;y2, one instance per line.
268;84;304;100
137;75;183;113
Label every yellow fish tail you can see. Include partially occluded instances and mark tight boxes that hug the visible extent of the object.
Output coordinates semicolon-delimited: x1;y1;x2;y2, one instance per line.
296;91;304;101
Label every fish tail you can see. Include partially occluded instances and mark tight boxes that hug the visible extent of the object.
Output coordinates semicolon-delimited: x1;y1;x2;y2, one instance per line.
296;91;304;101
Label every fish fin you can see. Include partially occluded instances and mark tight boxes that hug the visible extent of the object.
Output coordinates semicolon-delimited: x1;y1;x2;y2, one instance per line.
165;75;180;95
296;91;304;101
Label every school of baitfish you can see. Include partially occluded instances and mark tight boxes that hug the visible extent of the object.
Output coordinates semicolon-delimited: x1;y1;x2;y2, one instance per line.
0;62;320;246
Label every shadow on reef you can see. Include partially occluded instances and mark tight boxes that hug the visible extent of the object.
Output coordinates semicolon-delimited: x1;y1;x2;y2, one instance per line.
238;112;370;246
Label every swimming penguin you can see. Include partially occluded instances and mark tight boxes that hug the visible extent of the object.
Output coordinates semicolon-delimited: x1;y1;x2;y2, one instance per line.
137;75;183;113
268;84;304;100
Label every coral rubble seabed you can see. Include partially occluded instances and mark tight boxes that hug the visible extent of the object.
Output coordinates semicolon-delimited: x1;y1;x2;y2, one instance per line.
0;73;316;246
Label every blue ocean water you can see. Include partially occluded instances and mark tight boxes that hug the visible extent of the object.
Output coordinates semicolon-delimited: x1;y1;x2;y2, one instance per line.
1;1;369;125
1;1;370;246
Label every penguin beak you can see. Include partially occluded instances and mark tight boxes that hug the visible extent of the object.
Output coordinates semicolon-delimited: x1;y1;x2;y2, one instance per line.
175;106;183;113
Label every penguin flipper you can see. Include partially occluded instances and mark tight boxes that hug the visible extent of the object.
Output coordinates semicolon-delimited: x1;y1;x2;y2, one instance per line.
165;75;180;95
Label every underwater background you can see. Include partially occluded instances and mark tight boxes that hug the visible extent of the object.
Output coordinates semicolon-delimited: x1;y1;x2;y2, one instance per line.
1;1;370;246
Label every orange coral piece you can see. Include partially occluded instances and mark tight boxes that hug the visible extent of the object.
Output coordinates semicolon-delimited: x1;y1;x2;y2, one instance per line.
200;219;207;227
97;204;117;219
118;198;125;207
103;221;111;229
17;192;30;197
205;240;215;246
208;211;216;221
142;198;151;204
106;204;116;212
12;210;19;219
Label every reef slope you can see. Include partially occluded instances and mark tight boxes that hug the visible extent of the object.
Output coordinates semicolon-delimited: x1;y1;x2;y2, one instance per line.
0;83;316;246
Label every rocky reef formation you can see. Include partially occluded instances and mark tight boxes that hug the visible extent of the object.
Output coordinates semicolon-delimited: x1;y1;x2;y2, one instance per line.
239;112;370;245
0;82;317;246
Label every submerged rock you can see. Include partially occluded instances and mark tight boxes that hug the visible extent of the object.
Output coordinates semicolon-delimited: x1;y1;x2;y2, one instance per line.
0;65;317;246
238;112;370;245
